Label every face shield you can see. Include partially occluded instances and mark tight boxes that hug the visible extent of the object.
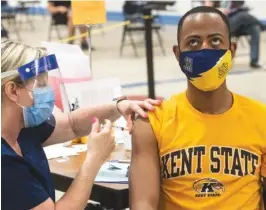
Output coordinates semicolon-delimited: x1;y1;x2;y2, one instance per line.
1;54;63;128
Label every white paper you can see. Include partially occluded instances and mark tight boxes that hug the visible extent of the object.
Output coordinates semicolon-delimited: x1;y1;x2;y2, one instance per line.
51;54;91;79
43;42;92;113
95;162;129;183
44;143;86;160
42;42;91;78
64;77;122;107
42;42;85;56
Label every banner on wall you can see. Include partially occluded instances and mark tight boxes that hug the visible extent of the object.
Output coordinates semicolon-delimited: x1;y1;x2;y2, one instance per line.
71;1;106;25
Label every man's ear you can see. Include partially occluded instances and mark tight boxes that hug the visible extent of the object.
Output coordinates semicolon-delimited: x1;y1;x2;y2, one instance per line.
230;42;237;58
173;45;180;61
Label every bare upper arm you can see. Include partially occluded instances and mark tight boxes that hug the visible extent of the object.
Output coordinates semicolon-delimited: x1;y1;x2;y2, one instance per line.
263;177;266;190
43;112;75;147
31;198;54;210
129;117;161;210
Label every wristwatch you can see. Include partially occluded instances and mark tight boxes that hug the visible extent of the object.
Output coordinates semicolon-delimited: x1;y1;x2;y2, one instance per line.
113;95;128;102
113;96;128;114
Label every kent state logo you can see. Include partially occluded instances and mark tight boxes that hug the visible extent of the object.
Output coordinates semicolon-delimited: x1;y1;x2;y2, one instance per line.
193;178;225;198
218;62;228;78
183;56;193;72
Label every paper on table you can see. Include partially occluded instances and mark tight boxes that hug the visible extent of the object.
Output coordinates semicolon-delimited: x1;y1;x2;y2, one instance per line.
95;162;129;183
43;143;87;160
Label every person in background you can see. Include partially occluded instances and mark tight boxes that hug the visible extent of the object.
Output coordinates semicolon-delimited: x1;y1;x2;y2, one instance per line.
1;40;160;210
204;0;263;69
129;6;266;210
47;1;93;51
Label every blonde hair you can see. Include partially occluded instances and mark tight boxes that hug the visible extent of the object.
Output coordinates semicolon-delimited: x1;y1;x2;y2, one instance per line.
1;40;47;95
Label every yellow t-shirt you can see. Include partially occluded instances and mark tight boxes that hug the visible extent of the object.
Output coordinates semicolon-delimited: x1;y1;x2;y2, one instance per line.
148;92;266;210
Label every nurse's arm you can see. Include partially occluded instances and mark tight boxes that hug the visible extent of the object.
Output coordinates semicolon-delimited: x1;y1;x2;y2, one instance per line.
31;152;104;210
129;118;161;210
44;103;121;146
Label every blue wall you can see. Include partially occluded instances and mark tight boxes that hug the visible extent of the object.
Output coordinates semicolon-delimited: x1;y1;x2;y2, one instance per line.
22;7;266;26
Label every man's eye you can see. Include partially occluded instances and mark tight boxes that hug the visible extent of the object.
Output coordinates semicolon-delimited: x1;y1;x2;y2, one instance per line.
189;39;199;47
212;38;221;46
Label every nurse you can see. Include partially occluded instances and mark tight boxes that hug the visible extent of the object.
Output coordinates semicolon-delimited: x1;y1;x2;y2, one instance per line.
1;40;160;210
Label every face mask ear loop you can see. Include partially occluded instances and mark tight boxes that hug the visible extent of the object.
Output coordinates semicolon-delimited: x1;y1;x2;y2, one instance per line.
15;84;34;107
16;100;24;109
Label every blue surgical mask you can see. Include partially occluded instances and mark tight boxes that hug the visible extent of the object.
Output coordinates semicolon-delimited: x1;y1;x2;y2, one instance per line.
18;86;55;128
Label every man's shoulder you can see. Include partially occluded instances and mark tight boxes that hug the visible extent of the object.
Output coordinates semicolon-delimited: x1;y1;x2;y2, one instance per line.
164;91;187;107
234;93;266;125
234;93;266;113
149;92;186;116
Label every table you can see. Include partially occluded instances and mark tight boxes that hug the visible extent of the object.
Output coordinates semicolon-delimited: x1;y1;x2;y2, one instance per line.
49;144;131;210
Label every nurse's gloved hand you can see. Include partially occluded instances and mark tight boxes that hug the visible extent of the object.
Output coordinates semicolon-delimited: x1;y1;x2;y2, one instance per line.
86;118;115;163
117;98;162;133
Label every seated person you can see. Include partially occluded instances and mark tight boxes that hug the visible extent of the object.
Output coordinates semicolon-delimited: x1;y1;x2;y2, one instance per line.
130;6;266;210
1;25;8;38
47;1;92;50
204;0;263;69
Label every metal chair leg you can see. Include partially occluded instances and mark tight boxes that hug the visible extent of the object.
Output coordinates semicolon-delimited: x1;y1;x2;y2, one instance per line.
155;29;166;56
120;26;126;56
128;30;138;57
11;17;22;42
55;25;62;40
48;23;53;41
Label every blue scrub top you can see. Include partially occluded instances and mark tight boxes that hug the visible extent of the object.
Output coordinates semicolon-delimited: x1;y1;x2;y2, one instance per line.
1;116;56;210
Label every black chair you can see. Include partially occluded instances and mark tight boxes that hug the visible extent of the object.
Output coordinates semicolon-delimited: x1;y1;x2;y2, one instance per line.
1;25;9;39
48;19;65;41
120;2;166;57
1;11;22;41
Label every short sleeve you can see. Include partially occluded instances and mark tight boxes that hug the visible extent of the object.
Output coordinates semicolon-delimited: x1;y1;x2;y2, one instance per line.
1;157;50;210
257;104;266;177
148;102;165;144
25;115;56;144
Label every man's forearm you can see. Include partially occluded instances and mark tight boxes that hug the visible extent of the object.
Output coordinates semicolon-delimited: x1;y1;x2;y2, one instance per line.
70;102;121;136
55;154;102;210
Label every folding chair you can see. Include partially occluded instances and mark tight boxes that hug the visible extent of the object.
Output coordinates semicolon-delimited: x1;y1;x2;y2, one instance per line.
48;17;67;41
1;13;22;41
120;15;166;57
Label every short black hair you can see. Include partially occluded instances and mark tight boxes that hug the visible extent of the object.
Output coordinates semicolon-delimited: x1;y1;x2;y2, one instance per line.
177;6;231;45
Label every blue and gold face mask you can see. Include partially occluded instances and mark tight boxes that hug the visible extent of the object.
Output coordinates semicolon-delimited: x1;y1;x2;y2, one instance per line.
179;49;232;91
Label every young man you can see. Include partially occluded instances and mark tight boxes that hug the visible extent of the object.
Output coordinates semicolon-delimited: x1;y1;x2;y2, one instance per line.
130;6;266;210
